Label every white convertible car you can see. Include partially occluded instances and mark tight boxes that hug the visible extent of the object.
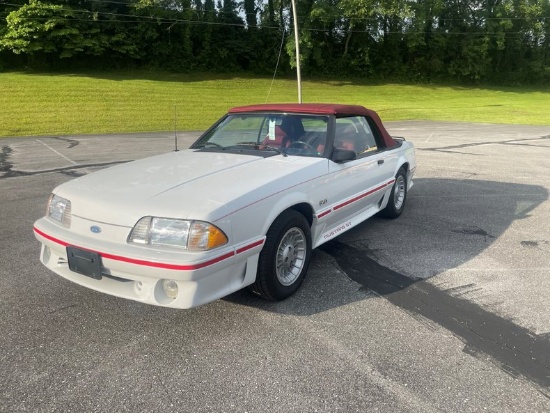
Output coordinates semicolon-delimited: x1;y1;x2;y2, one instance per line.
34;104;416;308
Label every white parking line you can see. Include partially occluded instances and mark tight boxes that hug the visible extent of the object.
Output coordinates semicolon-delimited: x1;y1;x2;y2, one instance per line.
36;139;78;166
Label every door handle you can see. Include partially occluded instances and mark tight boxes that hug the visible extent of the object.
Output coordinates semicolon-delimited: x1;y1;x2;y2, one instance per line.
377;159;384;165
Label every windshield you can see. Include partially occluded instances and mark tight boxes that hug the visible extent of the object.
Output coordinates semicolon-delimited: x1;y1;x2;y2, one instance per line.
192;113;329;157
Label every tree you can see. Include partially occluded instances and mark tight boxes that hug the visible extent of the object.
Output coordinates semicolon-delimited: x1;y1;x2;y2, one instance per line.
0;0;105;58
0;0;548;83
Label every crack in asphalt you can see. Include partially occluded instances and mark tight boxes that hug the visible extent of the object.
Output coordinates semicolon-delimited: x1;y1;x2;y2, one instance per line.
418;134;550;153
0;145;14;176
521;240;550;248
58;169;87;178
320;240;550;389
0;160;130;179
48;136;80;148
451;227;496;239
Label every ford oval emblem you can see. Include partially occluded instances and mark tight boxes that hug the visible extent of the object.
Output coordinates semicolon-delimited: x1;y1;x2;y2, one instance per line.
90;225;102;234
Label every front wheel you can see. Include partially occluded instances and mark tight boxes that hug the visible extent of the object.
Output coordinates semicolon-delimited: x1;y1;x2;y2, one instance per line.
249;210;312;301
380;168;408;219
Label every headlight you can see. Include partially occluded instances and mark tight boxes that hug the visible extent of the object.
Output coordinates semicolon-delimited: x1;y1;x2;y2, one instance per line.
128;217;228;251
47;194;71;227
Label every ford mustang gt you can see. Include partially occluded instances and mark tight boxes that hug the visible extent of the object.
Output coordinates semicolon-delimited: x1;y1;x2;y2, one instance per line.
34;103;416;308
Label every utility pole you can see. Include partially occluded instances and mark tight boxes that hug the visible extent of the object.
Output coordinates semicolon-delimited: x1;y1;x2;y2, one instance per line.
290;0;302;103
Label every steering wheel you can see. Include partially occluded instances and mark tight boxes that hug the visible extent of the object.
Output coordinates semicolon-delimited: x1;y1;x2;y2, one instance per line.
288;140;316;152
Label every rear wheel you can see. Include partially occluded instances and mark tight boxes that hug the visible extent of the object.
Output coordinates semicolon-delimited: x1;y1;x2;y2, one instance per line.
249;210;312;300
381;168;407;219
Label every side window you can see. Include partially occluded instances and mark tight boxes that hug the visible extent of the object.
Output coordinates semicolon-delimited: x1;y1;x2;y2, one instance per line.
262;115;328;156
301;116;328;154
334;116;378;156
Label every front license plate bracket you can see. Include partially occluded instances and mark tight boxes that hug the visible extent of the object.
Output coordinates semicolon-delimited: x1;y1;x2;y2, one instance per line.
67;246;103;280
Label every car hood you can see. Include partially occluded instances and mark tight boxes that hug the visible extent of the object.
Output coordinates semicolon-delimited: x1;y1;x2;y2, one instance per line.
55;150;327;226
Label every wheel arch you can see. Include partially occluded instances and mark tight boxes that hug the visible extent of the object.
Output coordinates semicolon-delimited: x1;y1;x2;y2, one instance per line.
288;203;314;227
396;160;410;176
395;156;415;191
261;200;315;237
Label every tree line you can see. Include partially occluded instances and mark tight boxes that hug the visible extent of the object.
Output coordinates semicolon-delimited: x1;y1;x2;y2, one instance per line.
1;0;549;84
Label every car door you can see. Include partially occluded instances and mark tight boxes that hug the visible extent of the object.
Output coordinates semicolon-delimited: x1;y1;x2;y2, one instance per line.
318;115;397;242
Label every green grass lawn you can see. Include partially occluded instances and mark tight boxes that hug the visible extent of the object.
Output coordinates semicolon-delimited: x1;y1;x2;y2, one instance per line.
1;71;549;137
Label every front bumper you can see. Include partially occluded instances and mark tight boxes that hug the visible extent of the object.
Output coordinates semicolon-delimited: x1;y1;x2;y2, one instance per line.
33;218;264;308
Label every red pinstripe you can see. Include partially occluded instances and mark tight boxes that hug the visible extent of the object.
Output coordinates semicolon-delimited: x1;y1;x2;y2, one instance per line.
33;227;263;271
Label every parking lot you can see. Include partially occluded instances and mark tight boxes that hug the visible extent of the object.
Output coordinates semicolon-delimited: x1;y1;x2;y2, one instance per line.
1;122;549;412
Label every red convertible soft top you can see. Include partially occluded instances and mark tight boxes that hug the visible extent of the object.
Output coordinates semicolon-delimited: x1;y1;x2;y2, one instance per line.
229;103;398;148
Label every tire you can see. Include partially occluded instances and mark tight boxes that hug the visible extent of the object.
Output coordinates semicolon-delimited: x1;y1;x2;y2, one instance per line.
380;167;408;219
249;210;312;301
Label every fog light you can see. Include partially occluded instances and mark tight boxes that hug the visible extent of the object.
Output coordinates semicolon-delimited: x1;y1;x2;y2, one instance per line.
162;279;178;300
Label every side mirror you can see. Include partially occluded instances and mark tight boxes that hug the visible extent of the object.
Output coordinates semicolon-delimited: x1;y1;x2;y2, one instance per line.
331;148;356;163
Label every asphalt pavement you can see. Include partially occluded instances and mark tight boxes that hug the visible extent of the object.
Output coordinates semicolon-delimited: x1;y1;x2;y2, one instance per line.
1;122;549;412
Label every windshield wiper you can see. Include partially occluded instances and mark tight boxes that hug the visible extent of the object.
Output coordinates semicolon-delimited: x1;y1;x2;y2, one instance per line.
198;142;224;149
233;142;287;157
263;145;287;157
